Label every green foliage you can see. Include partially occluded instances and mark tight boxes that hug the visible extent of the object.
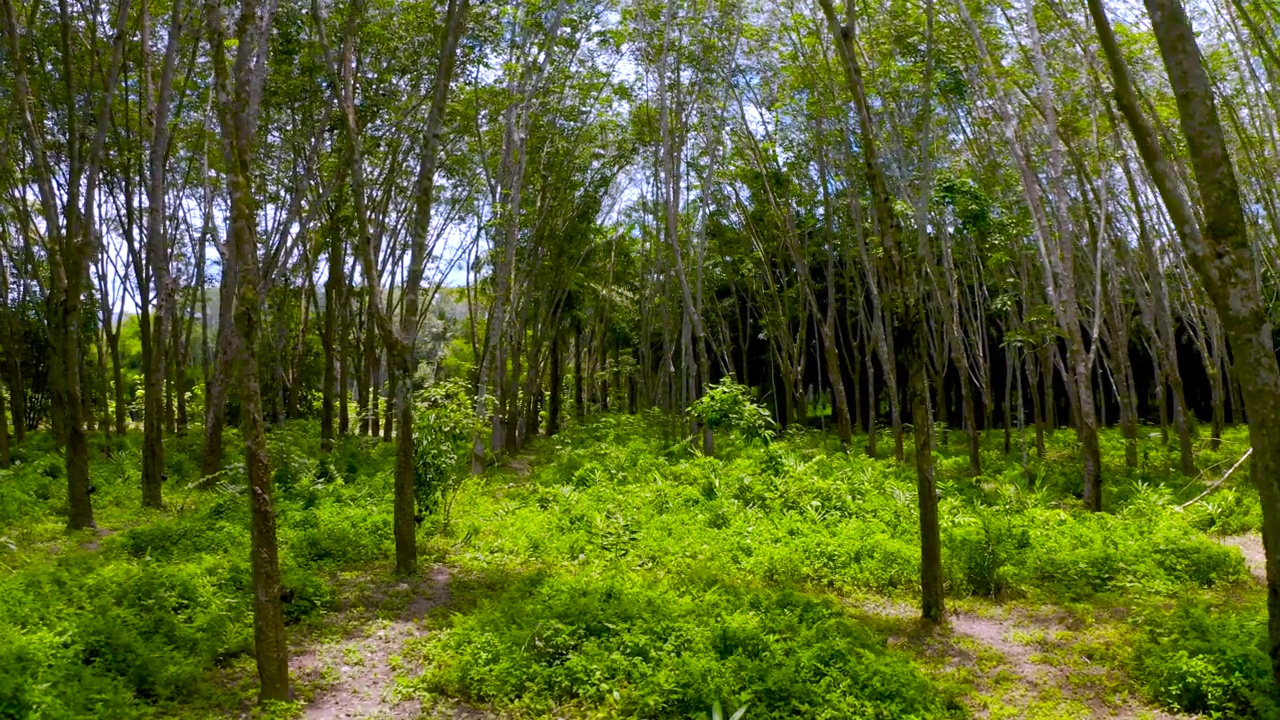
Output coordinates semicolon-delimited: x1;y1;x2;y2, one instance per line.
689;380;775;444
413;573;963;719
1132;598;1279;719
0;415;1266;718
413;378;484;528
411;415;1264;718
0;551;253;717
0;425;399;718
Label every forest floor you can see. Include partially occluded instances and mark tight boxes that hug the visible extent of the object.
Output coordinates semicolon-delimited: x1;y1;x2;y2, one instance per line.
285;488;1234;720
0;417;1271;719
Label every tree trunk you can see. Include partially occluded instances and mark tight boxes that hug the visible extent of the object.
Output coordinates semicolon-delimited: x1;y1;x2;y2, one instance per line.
370;347;381;438
1002;335;1013;455
140;0;186;508
0;378;9;468
820;0;941;620
339;291;351;435
383;362;394;443
177;306;194;435
321;219;341;452
204;0;289;697
202;240;237;479
1090;0;1280;684
548;327;562;436
865;342;878;458
6;361;23;444
911;341;944;621
96;331;108;436
110;327;126;436
573;321;584;419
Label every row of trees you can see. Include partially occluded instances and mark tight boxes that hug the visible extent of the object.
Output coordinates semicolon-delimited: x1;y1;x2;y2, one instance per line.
2;0;1279;699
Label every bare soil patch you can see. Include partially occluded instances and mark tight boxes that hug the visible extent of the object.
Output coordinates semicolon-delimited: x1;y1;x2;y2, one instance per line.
1218;533;1266;582
293;565;473;720
853;597;1187;719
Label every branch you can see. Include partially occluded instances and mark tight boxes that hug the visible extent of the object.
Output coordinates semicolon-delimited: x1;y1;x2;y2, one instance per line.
1180;447;1252;509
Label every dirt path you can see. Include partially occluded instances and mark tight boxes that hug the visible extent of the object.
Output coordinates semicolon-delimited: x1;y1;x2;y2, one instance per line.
947;608;1184;719
293;565;456;720
1218;533;1266;581
852;597;1186;719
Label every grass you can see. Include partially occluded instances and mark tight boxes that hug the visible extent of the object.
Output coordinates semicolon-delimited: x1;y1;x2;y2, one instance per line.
0;412;1272;719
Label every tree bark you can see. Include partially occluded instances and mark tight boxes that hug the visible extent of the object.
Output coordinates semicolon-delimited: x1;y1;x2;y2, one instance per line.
202;231;238;479
547;326;562;436
321;214;342;452
820;0;943;621
2;0;130;529
204;0;289;697
1089;0;1280;685
0;376;9;468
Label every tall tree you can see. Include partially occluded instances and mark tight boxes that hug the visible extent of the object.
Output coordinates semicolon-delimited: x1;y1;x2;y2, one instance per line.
202;0;288;697
1087;0;1280;684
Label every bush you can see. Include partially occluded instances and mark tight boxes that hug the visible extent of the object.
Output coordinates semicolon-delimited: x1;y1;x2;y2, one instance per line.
943;506;1030;599
1133;599;1279;718
690;380;775;445
0;422;398;718
411;572;964;719
0;554;252;717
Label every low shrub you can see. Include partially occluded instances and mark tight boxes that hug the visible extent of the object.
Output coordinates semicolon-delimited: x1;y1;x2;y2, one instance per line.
1132;598;1279;718
411;571;965;719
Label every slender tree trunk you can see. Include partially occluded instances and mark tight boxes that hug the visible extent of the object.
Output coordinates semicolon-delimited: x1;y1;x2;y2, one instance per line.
383;364;395;443
97;325;110;438
317;0;467;573
548;327;562;436
140;0;186;509
6;361;23;444
820;0;942;620
204;0;288;697
177;299;194;435
911;342;944;620
1003;334;1013;455
1090;0;1280;683
1;0;126;529
370;347;381;437
1115;348;1140;468
574;321;584;419
1150;346;1170;443
1027;347;1045;457
339;291;350;435
656;0;713;456
202;241;237;479
865;342;878;458
110;328;125;436
321;219;340;452
358;300;372;435
0;259;23;445
0;378;9;468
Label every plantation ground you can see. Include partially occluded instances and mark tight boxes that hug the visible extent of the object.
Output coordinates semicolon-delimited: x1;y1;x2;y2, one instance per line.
0;417;1273;719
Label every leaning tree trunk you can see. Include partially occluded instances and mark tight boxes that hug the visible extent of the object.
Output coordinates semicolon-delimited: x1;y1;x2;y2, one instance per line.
1089;0;1280;684
821;0;943;621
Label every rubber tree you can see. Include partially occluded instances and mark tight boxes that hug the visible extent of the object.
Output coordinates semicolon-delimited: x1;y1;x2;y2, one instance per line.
1087;0;1280;685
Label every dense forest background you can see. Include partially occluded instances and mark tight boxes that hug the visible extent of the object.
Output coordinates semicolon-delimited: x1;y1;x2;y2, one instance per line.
2;0;1280;714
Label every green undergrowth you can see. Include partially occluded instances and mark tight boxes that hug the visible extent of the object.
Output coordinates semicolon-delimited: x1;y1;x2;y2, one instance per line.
0;414;1273;719
414;413;1273;718
0;423;397;719
413;571;964;719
